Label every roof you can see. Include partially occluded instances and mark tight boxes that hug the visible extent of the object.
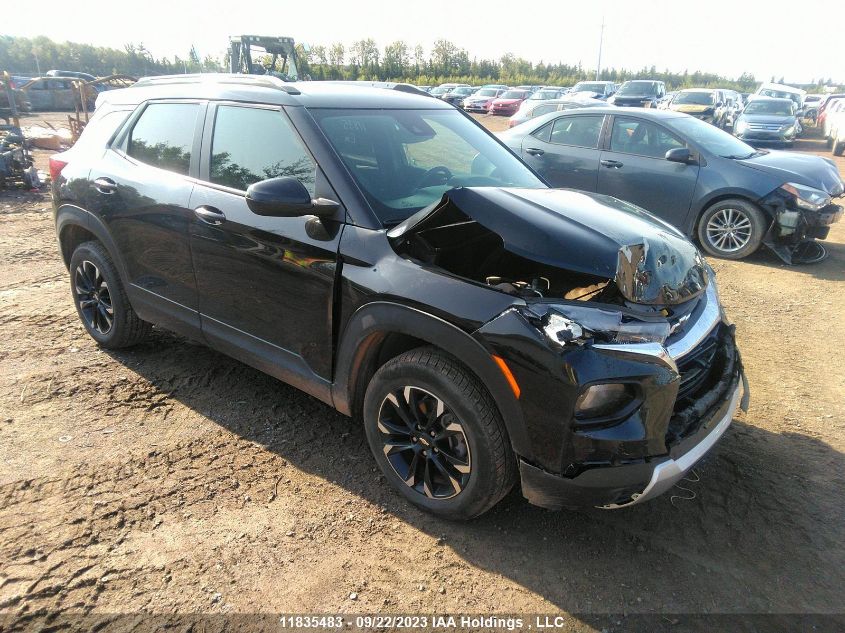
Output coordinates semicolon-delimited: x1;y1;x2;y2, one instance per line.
547;106;687;119
679;88;717;93
99;74;451;110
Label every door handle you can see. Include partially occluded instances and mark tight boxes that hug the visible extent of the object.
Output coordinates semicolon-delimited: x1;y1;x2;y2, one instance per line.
525;147;545;156
194;205;226;226
93;177;117;194
600;159;623;169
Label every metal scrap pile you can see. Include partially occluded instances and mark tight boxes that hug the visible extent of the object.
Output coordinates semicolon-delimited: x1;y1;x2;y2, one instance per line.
0;124;39;189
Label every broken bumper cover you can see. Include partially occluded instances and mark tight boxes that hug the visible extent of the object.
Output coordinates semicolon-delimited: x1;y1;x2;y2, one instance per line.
519;376;743;510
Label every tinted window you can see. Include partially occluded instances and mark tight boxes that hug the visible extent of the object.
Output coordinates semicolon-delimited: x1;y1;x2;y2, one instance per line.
549;115;604;148
610;117;685;158
210;106;316;194
128;103;199;175
531;122;552;142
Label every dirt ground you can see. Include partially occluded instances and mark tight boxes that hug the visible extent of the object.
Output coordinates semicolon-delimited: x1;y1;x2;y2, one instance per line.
0;112;843;632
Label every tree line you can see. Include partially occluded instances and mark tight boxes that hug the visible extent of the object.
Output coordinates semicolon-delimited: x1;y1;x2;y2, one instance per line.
2;35;840;92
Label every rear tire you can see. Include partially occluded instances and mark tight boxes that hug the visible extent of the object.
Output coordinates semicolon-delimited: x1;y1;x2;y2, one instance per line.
69;241;151;348
834;139;845;157
362;347;516;520
697;199;767;260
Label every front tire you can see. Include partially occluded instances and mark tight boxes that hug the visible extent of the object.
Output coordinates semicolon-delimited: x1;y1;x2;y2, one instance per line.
363;347;516;520
697;199;767;260
69;241;151;348
834;139;845;157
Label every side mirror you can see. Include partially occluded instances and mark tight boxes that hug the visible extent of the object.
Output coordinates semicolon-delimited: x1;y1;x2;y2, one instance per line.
246;177;339;218
665;147;693;164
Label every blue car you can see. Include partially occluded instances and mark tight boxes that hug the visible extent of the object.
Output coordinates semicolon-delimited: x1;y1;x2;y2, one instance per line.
499;107;843;263
734;97;800;146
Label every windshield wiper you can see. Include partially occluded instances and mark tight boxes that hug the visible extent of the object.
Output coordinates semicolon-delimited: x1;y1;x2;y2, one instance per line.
722;152;757;160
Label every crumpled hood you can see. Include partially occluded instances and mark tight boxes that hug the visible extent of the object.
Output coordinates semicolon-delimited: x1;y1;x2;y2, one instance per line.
389;187;708;306
737;150;844;195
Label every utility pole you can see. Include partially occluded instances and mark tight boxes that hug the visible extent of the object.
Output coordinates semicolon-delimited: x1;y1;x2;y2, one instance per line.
595;17;604;81
32;49;41;76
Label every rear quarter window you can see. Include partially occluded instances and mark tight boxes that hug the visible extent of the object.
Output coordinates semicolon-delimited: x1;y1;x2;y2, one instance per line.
127;103;200;175
71;108;132;155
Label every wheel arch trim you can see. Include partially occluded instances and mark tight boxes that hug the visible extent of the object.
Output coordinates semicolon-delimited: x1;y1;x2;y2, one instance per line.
56;204;129;283
332;301;530;458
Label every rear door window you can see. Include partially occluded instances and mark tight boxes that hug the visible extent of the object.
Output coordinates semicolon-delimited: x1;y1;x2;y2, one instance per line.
208;105;316;194
549;115;604;148
127;103;199;175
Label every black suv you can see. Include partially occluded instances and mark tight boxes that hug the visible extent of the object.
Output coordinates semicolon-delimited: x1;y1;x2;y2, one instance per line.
51;75;747;519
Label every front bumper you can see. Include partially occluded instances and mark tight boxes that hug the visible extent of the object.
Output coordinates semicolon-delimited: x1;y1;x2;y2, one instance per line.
735;129;795;142
519;378;742;509
480;278;748;510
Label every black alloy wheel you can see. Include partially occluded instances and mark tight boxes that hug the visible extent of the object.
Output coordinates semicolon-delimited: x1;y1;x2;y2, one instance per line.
363;347;516;520
69;241;150;348
376;385;471;500
74;260;114;335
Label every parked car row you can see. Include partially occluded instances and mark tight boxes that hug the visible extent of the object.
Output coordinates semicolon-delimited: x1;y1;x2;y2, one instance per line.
499;106;843;264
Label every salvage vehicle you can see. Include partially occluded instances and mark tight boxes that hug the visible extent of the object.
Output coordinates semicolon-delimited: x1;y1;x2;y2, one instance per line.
463;87;506;112
667;89;729;129
20;77;77;111
753;82;806;113
822;98;845;147
511;88;565;120
803;94;822;122
489;89;530;116
52;75;748;519
429;83;470;97
568;81;616;100
607;80;666;108
734;97;801;146
818;94;845;139
499;107;843;263
507;96;603;128
440;86;475;106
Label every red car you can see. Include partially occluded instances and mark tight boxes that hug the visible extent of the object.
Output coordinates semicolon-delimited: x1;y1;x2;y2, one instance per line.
489;89;530;116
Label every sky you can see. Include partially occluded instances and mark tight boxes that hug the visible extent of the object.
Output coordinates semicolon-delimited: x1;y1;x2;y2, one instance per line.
5;0;844;84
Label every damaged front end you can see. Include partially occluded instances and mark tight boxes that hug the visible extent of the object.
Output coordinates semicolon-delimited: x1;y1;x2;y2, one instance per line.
389;187;748;509
759;179;844;265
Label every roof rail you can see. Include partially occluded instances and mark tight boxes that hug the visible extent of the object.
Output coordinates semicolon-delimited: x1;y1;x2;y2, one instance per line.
132;73;295;91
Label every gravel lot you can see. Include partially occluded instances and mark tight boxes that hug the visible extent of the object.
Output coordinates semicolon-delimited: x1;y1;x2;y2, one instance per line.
0;112;843;632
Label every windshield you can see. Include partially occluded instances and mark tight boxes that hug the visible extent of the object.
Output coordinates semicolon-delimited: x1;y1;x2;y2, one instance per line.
617;81;657;97
500;90;527;99
528;90;559;100
313;109;544;225
452;87;473;96
573;82;606;93
745;100;794;116
430;87;449;95
475;89;498;97
758;89;801;105
669;116;757;159
674;91;715;105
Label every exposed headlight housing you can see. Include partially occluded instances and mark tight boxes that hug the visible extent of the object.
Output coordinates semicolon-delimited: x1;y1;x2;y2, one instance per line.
541;307;671;347
779;182;831;211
